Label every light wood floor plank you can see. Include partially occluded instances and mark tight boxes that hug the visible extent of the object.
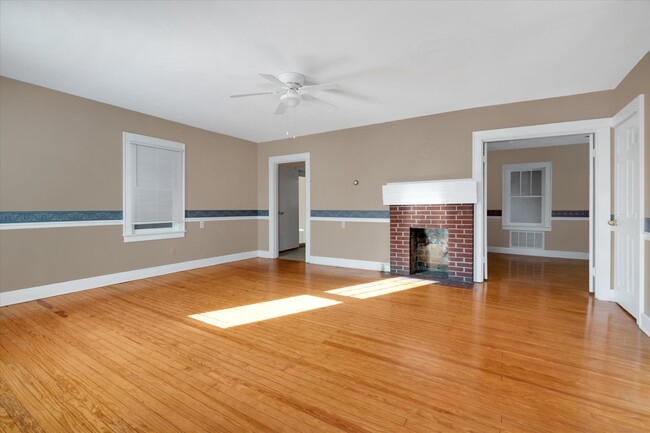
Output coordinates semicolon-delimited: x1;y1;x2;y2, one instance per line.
1;253;649;432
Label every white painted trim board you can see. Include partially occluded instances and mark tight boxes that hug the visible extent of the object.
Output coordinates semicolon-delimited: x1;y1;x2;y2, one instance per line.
639;312;650;339
0;250;261;307
0;216;269;230
310;217;390;223
488;246;589;260
309;255;390;272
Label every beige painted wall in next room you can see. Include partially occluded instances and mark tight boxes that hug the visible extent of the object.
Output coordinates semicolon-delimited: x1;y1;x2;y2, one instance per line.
0;77;258;293
486;144;590;253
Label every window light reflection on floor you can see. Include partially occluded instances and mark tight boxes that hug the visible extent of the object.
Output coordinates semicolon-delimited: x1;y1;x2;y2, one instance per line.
189;295;341;329
325;277;435;299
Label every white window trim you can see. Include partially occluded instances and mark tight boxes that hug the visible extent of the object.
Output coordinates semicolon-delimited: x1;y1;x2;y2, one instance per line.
123;132;186;243
502;161;552;232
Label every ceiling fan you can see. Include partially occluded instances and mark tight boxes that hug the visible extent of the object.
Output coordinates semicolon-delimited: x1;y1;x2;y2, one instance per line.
230;72;338;114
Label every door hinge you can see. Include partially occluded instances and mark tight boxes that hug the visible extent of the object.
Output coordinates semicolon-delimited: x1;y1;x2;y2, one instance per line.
591;267;596;277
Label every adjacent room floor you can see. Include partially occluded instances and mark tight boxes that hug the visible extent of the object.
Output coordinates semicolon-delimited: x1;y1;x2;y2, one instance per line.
1;253;649;432
278;245;305;262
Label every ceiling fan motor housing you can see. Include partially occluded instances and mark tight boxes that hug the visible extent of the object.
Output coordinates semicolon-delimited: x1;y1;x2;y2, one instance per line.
278;72;305;89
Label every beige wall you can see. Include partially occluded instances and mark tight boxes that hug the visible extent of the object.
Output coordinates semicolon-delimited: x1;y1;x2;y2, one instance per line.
486;144;589;252
487;219;589;253
258;90;613;264
0;77;258;293
2;52;649;314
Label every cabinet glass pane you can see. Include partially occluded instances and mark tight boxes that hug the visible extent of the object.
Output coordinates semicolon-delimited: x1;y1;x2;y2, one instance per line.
520;171;531;196
510;171;521;196
531;170;542;195
510;197;542;223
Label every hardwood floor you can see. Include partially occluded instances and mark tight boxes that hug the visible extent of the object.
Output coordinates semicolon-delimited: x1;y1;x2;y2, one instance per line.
1;253;649;432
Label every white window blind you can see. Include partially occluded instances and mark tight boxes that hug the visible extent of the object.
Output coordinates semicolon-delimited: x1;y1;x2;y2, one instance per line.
123;133;185;242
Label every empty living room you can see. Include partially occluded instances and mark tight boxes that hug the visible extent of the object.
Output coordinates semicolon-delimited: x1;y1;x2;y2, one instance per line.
1;1;650;432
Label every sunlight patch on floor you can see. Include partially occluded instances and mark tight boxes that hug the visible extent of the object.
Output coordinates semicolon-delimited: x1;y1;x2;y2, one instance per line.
325;277;435;299
189;295;341;328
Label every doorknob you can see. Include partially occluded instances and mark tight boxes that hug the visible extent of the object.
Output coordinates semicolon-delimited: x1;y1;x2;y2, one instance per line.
608;219;617;226
279;211;284;215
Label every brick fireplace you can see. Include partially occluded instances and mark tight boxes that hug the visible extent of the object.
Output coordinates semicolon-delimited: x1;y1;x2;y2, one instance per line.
390;204;474;282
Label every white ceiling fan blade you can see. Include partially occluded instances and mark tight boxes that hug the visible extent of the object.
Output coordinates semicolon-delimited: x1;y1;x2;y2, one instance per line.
274;102;288;115
230;91;275;98
260;73;287;87
300;83;339;92
301;94;337;109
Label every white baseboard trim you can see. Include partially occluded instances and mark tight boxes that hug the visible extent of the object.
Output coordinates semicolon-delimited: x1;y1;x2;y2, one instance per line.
309;255;390;272
256;250;273;259
0;250;260;307
640;312;650;339
488;246;589;260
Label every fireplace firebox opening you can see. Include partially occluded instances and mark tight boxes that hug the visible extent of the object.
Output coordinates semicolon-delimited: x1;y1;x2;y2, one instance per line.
409;228;449;279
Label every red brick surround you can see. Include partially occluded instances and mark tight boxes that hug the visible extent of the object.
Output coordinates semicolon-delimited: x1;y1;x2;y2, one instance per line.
390;204;474;282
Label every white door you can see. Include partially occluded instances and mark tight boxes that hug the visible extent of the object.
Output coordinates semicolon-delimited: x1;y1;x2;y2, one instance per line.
612;96;643;319
278;165;300;252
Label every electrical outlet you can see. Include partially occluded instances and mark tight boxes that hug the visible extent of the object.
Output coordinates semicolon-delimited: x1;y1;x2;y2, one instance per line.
341;221;346;228
200;221;205;229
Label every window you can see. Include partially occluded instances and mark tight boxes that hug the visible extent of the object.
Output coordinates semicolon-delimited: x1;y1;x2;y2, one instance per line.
123;132;185;242
502;162;552;231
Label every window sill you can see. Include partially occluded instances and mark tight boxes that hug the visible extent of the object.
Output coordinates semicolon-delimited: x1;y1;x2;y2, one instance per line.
123;231;185;243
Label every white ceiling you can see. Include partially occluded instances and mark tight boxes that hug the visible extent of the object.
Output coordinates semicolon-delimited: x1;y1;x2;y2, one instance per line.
1;1;649;143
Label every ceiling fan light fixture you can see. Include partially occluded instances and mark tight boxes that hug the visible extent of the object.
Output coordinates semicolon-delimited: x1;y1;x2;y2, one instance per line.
281;90;301;107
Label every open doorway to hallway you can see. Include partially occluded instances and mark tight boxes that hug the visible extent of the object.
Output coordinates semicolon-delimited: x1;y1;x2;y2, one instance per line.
278;161;306;262
484;134;591;291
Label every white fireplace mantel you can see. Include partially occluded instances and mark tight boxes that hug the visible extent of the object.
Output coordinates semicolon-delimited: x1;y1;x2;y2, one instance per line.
382;178;477;205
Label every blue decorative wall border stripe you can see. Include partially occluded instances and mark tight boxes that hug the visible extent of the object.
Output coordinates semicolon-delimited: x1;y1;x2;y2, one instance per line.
185;210;268;218
551;210;589;218
0;211;123;224
0;210;269;224
645;218;650;233
311;210;390;219
487;210;589;218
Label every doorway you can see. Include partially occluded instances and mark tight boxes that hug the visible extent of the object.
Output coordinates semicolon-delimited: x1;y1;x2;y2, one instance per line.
472;118;612;301
484;134;592;291
278;162;306;261
268;152;311;262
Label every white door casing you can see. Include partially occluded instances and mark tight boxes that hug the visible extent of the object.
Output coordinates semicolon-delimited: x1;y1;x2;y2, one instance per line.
268;152;311;261
473;118;611;301
612;95;645;320
278;165;300;252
